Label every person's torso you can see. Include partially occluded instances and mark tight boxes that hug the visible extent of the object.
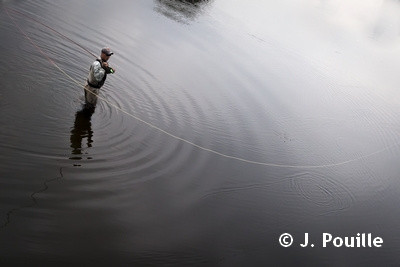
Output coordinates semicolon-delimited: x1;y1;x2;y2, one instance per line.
87;59;107;88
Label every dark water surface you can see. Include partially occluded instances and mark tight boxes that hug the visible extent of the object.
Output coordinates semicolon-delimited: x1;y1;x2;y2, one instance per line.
1;0;400;265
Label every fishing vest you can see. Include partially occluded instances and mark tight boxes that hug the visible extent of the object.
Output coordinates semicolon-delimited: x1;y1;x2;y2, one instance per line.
87;59;107;89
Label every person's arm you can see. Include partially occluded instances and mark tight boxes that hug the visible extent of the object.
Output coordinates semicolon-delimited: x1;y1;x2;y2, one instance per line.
102;61;115;74
92;61;106;82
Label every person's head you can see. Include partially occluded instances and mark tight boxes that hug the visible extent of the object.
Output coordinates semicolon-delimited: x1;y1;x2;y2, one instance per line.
100;47;113;62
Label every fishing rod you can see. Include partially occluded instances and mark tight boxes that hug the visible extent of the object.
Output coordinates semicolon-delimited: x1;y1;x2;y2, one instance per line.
5;7;98;58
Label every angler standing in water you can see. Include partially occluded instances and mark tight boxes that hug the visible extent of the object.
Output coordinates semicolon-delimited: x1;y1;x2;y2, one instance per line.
84;47;115;111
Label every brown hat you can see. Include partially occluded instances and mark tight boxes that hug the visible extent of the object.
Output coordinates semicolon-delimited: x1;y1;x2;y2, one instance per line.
101;47;114;56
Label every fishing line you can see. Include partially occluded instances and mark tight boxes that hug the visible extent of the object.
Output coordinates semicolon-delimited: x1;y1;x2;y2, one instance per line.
5;7;400;169
0;167;64;230
6;7;97;58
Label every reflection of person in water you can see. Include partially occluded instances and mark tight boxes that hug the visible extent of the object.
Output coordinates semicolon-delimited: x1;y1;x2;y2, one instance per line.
70;108;93;160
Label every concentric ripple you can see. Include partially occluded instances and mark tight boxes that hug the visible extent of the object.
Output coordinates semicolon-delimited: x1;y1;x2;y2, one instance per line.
289;171;355;211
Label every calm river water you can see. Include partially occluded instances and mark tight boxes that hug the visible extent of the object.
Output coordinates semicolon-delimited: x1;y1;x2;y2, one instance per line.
1;0;400;265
